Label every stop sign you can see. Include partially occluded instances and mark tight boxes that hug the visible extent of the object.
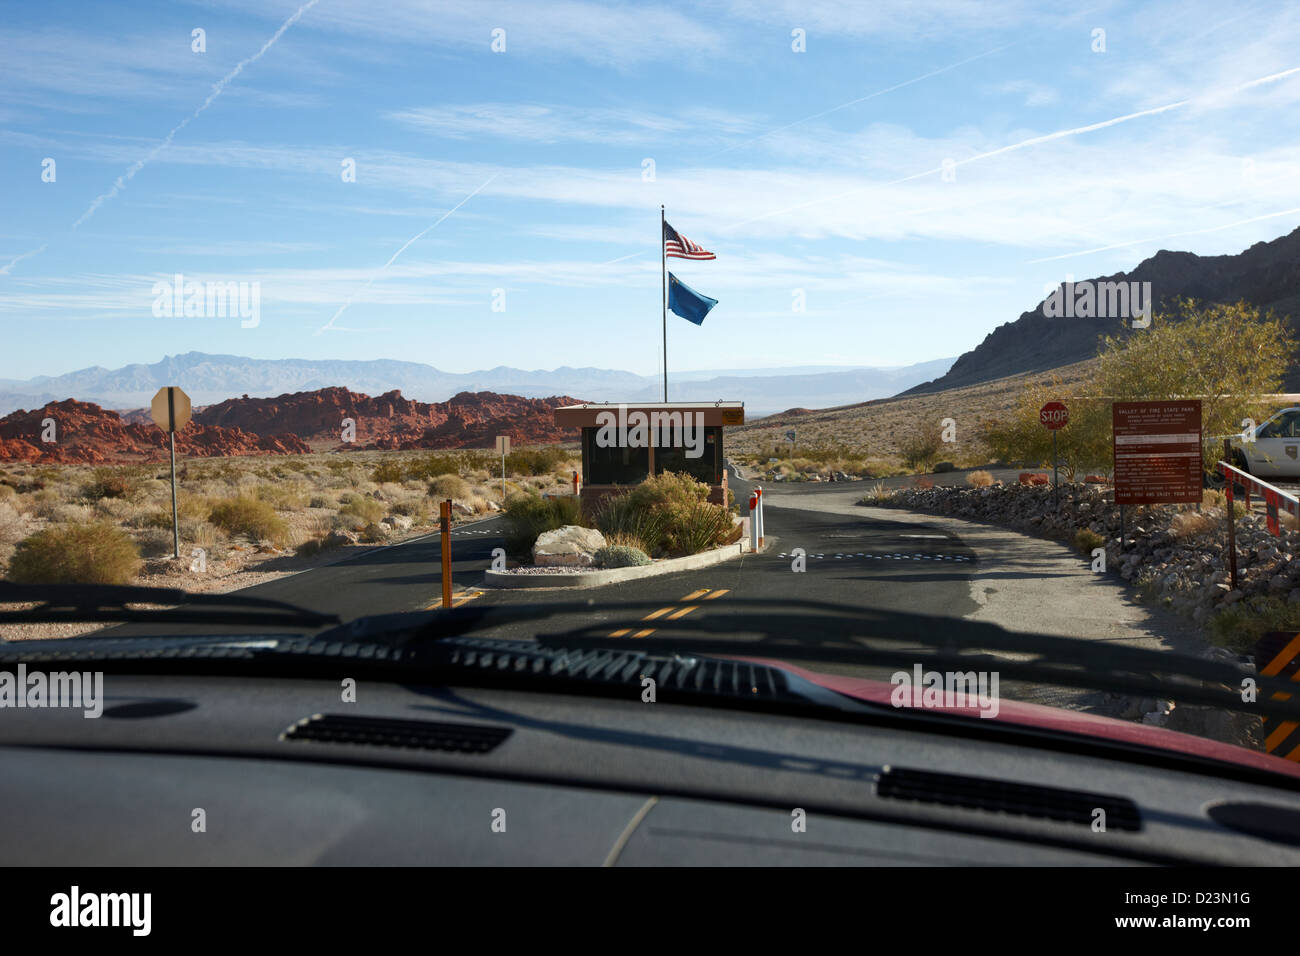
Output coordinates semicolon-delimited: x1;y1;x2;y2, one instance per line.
1039;401;1069;430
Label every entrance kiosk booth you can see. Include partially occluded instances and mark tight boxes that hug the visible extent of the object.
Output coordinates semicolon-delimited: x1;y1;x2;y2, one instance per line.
554;401;744;508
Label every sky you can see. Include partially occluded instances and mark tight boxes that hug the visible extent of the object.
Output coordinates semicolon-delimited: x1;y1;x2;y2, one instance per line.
3;0;1300;382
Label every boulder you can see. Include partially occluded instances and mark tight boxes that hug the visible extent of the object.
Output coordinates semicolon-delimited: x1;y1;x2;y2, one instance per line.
382;514;414;531
533;525;607;567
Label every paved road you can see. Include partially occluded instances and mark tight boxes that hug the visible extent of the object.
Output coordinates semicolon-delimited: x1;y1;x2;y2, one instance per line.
97;461;1199;715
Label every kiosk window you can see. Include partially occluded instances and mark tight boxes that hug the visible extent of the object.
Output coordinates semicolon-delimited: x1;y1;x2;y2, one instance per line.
583;428;650;485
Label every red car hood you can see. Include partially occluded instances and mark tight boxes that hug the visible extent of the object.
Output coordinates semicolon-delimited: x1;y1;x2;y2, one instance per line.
736;656;1300;782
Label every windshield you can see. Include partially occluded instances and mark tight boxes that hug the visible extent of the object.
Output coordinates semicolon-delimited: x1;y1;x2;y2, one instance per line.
3;0;1300;783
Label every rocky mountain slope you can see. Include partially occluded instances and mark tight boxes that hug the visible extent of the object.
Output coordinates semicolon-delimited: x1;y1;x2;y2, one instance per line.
903;225;1300;396
0;399;310;464
193;388;584;450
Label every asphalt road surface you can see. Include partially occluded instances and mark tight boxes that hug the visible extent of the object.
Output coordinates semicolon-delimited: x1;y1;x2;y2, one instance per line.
94;462;1197;713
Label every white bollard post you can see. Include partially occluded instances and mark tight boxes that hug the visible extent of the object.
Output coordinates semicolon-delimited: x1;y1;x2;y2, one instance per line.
749;491;759;552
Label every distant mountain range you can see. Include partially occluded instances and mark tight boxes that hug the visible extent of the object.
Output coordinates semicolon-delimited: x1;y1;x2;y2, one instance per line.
904;224;1300;395
0;353;956;418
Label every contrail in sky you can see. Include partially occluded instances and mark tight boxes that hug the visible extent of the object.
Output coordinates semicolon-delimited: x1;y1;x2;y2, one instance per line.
0;244;48;276
316;175;499;335
722;63;1300;232
1029;206;1300;263
72;0;321;230
702;42;1017;162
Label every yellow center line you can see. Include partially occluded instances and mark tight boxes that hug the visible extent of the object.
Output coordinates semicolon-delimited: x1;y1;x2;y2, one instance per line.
426;589;484;611
609;585;731;637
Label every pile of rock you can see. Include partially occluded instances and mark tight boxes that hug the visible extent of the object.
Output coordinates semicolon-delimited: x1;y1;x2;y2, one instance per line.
532;525;607;568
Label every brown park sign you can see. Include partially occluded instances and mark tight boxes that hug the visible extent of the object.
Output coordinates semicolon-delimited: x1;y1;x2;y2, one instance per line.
1112;400;1202;505
150;386;192;433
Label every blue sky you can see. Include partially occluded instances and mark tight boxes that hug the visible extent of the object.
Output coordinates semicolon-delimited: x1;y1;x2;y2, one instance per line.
4;0;1300;382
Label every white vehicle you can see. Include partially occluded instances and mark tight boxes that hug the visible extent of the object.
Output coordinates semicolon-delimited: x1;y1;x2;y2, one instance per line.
1225;407;1300;478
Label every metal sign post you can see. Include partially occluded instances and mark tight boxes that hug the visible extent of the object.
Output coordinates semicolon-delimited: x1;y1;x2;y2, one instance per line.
495;435;510;504
1039;401;1068;510
1052;430;1059;509
150;386;192;560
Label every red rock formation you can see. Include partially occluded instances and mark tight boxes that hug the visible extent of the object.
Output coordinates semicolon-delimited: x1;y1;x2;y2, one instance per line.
0;398;311;464
194;388;585;450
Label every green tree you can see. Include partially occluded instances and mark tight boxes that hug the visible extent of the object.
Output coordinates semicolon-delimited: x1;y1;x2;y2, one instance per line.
1094;299;1292;471
978;300;1294;477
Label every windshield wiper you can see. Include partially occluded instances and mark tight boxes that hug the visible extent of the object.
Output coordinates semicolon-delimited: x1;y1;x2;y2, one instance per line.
294;598;1300;723
0;582;339;632
514;598;1300;722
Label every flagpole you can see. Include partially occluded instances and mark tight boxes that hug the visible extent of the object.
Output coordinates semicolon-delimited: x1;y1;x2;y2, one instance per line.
661;204;667;402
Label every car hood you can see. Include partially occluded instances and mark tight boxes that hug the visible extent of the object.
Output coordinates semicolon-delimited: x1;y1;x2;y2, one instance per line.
738;656;1300;781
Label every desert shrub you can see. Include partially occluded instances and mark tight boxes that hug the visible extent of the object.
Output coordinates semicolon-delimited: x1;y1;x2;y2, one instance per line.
898;421;944;470
83;466;144;501
0;484;15;501
137;509;176;531
135;528;177;558
1209;596;1300;654
860;481;893;505
405;454;460;480
594;494;671;556
505;446;570;477
966;470;994;488
1169;510;1217;541
208;495;289;545
1073;528;1105;554
502;493;586;556
338;493;385;524
602;530;654;554
254;482;308;510
596;473;733;557
913;476;935;489
627;471;708;511
308;495;332;509
661;499;738;556
8;522;141;585
1201;489;1247;519
427;475;471;501
371;459;406;484
359;522;389;544
596;545;651;568
295;536;326;557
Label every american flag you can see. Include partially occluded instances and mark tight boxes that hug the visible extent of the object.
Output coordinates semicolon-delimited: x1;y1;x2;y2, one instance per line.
663;221;716;260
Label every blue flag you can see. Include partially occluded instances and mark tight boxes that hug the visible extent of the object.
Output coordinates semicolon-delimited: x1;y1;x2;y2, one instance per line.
667;272;718;326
